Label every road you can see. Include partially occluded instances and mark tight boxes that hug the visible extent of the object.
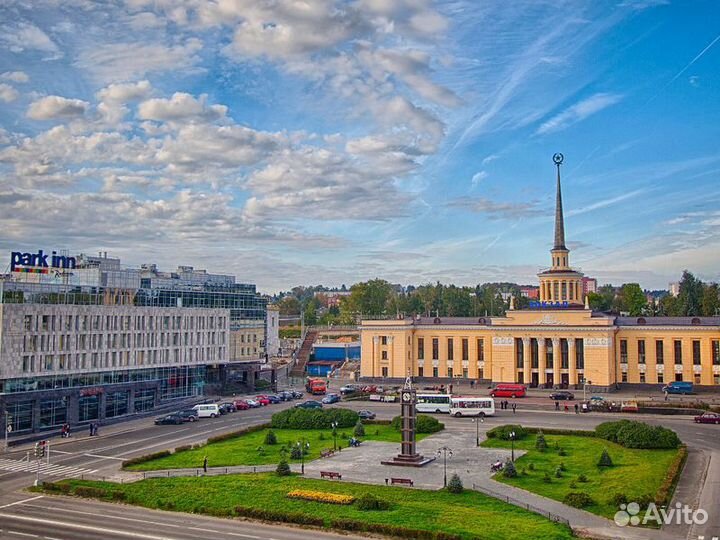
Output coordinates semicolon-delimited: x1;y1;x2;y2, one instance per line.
1;394;718;539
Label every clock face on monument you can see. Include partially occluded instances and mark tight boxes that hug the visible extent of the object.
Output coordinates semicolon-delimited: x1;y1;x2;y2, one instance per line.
402;392;412;403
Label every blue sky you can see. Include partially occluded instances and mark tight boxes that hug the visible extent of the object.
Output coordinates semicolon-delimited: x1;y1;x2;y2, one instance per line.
0;0;718;293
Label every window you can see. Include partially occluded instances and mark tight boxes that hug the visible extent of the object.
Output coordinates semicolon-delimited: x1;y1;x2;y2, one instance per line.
478;368;484;380
620;340;628;363
561;339;569;369
381;336;387;345
639;372;646;383
432;338;439;360
657;372;664;384
546;338;553;368
78;395;99;422
575;338;584;369
656;340;664;364
675;372;683;382
447;367;453;378
447;338;454;360
418;338;425;360
381;350;388;360
714;374;720;385
693;340;701;365
462;368;468;378
477;339;485;362
638;340;646;364
674;340;682;365
694;373;701;384
432;366;439;378
23;315;32;330
515;338;524;368
621;371;628;382
713;340;720;365
418;366;424;377
462;338;468;361
531;339;538;369
105;391;130;418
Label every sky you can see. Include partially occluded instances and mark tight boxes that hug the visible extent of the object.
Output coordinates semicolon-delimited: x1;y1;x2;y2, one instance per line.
0;0;719;294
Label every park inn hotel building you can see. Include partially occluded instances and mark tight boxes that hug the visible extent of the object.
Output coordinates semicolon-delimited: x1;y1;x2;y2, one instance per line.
360;156;720;391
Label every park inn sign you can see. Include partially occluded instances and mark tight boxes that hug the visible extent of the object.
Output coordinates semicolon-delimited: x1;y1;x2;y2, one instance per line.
9;249;77;274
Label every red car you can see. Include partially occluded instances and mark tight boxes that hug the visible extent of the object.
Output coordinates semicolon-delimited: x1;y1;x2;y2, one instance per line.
233;399;250;410
694;412;720;424
255;395;271;406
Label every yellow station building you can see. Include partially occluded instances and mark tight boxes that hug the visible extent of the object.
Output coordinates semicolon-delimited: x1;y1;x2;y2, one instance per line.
360;156;720;390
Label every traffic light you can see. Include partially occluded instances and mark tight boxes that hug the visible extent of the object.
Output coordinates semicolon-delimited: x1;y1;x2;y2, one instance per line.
34;440;46;458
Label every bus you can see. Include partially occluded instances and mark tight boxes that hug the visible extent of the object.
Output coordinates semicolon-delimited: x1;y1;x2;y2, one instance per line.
416;393;452;414
449;397;495;417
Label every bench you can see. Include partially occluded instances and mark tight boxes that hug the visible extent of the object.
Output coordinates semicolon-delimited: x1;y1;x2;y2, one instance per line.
320;449;335;458
320;471;342;480
390;477;413;487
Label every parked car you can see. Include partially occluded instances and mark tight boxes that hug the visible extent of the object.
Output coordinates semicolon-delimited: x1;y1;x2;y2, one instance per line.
620;400;638;413
550;391;575;400
233;399;250;410
277;391;293;401
295;400;323;409
663;381;694;395
176;409;199;422
219;402;236;414
694;412;720;424
245;399;262;408
490;384;527;398
321;393;340;404
266;395;282;404
357;410;376;420
192;403;221;418
255;395;271;406
289;390;304;399
340;384;360;395
582;399;611;412
155;413;185;425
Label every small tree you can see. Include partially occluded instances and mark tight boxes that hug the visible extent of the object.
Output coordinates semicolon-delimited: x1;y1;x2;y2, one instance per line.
577;474;588;483
256;446;265;456
353;420;365;437
290;445;302;459
542;472;552;483
503;460;517;478
447;473;464;494
598;449;613;467
276;460;291;476
554;467;563;478
264;430;278;445
535;431;547;452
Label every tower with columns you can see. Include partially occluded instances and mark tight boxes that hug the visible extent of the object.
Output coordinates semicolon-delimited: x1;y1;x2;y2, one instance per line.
538;153;584;305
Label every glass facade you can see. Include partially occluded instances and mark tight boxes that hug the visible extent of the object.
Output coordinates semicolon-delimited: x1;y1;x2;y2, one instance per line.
105;390;129;418
78;395;100;422
7;400;33;432
39;398;67;428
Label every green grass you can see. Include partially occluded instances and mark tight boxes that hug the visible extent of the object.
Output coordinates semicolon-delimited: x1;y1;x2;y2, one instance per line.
126;426;429;471
53;474;574;540
482;433;680;519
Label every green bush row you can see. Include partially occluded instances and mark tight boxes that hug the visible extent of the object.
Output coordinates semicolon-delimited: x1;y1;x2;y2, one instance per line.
486;425;527;440
596;420;680;449
235;505;325;526
73;486;109;499
122;450;172;468
524;427;596;437
655;445;688;506
270;408;358;429
329;518;463;540
390;414;444;434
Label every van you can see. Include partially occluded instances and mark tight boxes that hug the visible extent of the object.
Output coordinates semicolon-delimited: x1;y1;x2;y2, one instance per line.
490;384;527;398
662;381;693;395
192;403;220;418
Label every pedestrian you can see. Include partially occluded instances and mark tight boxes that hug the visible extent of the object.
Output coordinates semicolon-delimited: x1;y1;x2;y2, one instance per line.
555;401;560;411
511;403;516;414
449;384;453;394
470;380;475;389
564;404;569;412
203;455;208;473
89;423;93;436
664;391;668;402
94;423;99;436
574;403;579;414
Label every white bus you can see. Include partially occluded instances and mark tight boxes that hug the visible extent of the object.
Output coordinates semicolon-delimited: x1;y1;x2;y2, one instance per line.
449;397;495;417
416;393;452;414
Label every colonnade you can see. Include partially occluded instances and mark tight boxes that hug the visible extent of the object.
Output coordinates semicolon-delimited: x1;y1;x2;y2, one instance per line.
520;337;579;387
540;279;582;303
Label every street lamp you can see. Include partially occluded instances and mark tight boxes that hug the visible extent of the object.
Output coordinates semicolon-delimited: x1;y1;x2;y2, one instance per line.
509;431;516;462
436;446;453;488
471;416;484;447
331;421;338;451
582;378;592;402
297;439;310;474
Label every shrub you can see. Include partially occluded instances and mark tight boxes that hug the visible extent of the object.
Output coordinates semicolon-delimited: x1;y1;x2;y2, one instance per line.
73;486;108;499
655;446;687;506
447;474;464;494
558;447;567;456
264;430;278;445
595;420;632;443
122;450;172;468
558;461;566;471
276;460;291;476
610;493;628;507
528;462;535;471
256;446;265;456
287;489;355;505
615;422;680;449
271;408;358;429
577;473;588;483
563;492;593;508
486;425;527;441
355;493;391;511
636;493;656;510
235;505;325;527
390;414;444;434
535;431;547;452
555;467;563;478
353;420;365;437
503;460;517;478
290;445;303;459
542;472;552;483
598;449;613;467
569;480;577;489
111;491;127;501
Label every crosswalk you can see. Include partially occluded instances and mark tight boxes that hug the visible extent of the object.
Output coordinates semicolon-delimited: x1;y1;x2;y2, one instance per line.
0;458;95;478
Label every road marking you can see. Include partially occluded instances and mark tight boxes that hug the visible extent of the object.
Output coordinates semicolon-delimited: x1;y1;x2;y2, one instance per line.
0;496;44;509
0;514;180;540
0;459;94;478
6;531;38;538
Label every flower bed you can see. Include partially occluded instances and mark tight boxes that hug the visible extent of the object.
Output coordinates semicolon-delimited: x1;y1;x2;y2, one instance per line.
287;489;355;505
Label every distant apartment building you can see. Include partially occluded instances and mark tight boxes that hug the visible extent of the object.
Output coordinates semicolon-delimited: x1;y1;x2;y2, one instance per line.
669;282;681;297
519;286;539;299
315;290;351;308
582;277;598;296
265;305;280;358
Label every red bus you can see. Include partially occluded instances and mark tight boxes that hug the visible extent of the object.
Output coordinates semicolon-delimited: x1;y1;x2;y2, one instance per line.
490;384;527;398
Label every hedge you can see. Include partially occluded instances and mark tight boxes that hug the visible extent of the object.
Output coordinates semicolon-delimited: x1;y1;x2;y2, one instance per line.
270;408;358;429
596;420;680;449
235;505;325;526
655;445;688;506
390;414;444;434
122;450;172;468
329;518;464;539
486;425;527;440
206;423;269;444
73;486;109;499
524;427;596;438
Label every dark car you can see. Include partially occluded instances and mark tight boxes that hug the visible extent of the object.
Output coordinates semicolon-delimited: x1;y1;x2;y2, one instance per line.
277;391;293;401
155;413;185;425
694;412;720;424
357;410;376;420
550;391;575;400
340;384;360;395
295;400;323;409
290;390;304;399
266;395;282;404
176;409;199;422
219;403;236;414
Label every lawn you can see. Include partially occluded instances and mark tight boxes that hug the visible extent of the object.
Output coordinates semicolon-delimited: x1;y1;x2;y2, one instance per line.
49;473;574;540
126;425;430;471
481;433;681;519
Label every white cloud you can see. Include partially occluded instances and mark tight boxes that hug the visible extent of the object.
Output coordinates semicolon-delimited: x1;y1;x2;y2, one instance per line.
688;75;700;87
0;84;19;103
536;93;623;135
471;171;488;187
447;197;543;220
0;22;62;58
1;71;30;83
482;154;499;166
138;93;227;122
96;80;152;104
26;96;89;120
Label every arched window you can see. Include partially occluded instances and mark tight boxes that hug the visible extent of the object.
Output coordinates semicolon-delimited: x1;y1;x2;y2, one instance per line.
637;317;646;325
691;317;701;325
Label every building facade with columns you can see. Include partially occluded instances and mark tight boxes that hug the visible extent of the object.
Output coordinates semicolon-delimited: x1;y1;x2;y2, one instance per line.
360;156;720;390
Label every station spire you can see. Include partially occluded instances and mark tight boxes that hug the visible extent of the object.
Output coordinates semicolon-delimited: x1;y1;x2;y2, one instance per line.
553;153;566;250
